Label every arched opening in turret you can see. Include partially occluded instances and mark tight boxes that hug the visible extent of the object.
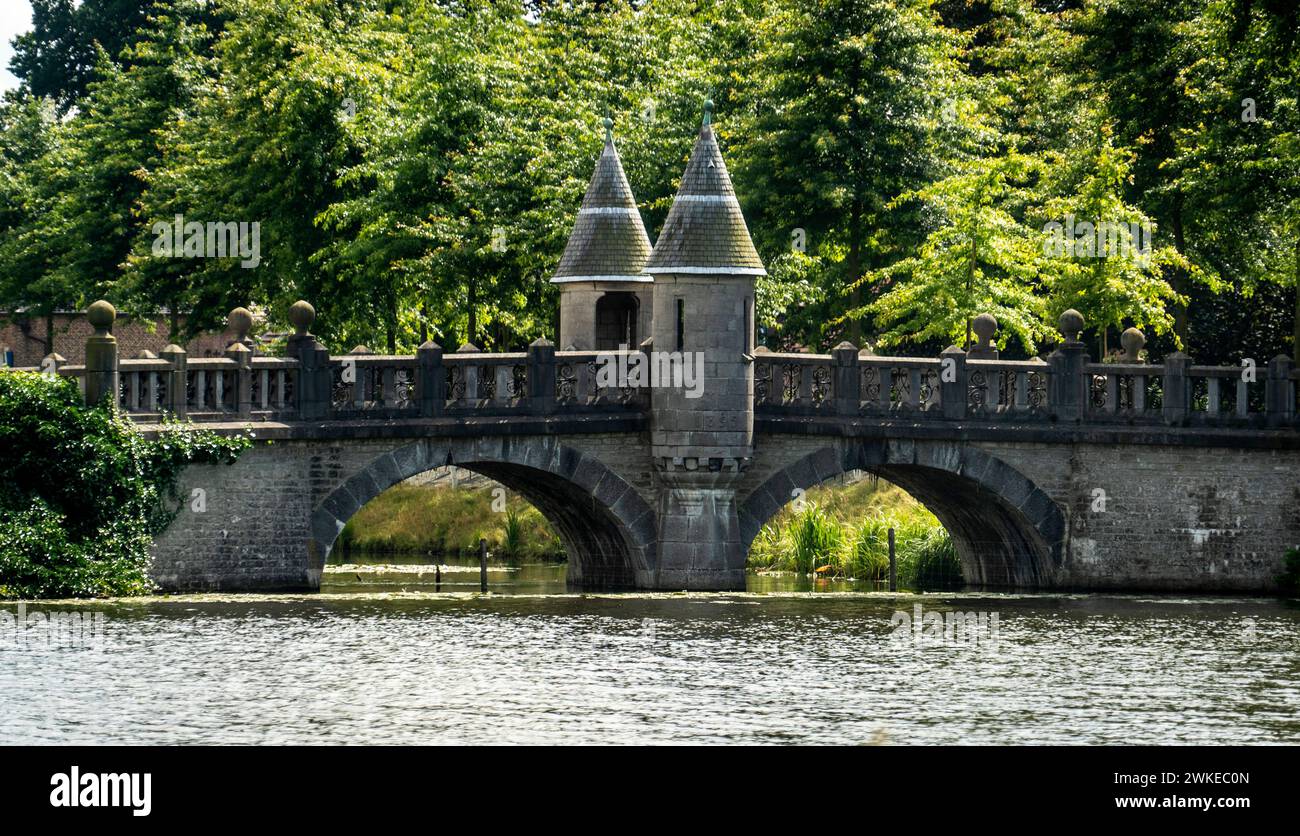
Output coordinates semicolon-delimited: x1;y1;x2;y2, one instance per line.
595;292;639;350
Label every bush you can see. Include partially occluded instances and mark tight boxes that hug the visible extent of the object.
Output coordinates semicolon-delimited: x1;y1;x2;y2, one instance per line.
0;371;249;598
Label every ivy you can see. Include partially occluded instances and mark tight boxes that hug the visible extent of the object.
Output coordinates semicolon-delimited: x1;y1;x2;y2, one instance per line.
0;371;250;599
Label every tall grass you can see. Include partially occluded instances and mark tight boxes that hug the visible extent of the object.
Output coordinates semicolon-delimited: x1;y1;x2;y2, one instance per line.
337;484;563;559
788;505;843;574
747;477;963;589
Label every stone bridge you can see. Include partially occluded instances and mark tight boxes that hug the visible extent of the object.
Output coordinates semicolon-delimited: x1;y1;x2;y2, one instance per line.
32;299;1300;594
24;109;1300;594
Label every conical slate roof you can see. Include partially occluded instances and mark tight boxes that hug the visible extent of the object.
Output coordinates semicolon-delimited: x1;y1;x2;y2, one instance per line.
644;104;765;276
551;119;652;284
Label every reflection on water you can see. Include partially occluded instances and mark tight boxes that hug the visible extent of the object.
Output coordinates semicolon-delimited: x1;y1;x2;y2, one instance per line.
1;553;1297;745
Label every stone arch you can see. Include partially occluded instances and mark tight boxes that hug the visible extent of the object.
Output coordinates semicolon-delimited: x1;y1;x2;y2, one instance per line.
310;437;657;589
739;439;1066;588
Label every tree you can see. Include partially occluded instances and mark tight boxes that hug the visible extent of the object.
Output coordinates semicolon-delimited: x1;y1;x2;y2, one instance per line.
1070;0;1210;347
1038;122;1182;355
856;151;1051;354
1174;0;1300;363
732;0;968;348
8;0;173;110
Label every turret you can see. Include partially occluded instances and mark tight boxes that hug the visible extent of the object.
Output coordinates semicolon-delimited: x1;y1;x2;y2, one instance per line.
550;117;653;350
643;100;764;590
644;99;764;468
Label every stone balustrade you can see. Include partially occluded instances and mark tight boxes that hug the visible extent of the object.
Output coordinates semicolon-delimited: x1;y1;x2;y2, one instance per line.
9;301;1298;430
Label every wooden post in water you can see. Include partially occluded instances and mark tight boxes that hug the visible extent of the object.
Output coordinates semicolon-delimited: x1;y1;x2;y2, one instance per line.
479;538;488;593
888;527;897;592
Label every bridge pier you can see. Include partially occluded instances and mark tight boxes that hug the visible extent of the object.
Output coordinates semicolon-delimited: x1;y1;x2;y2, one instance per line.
653;472;747;590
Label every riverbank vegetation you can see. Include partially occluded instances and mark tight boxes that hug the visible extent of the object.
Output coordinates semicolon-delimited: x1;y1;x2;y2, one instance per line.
343;475;962;589
747;479;962;589
0;371;249;599
336;484;564;560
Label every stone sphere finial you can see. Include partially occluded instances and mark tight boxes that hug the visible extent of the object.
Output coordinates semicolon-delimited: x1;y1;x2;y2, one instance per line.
972;313;997;344
1059;308;1085;343
228;306;253;341
1121;326;1146;362
288;300;315;336
87;300;116;334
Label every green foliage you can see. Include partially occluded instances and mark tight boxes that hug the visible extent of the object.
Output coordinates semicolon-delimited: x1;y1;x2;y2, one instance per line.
0;371;250;598
907;526;961;590
1278;547;1300;595
732;0;969;346
788;505;844;575
1;0;1297;363
747;479;962;590
855;151;1053;353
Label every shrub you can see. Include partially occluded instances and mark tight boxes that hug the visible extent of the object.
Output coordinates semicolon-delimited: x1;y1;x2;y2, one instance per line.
0;371;249;598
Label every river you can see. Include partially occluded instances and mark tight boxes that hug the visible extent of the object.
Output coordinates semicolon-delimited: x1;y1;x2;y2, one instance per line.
2;555;1298;745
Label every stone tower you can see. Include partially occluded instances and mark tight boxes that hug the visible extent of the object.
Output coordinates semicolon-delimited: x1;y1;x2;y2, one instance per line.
551;117;654;350
643;100;765;589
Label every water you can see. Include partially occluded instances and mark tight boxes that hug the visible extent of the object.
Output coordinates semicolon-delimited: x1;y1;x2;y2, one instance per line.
2;556;1298;745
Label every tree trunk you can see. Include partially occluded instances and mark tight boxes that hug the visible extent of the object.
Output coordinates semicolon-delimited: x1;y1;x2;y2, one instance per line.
467;280;477;347
420;302;428;345
1170;193;1190;348
965;219;976;349
1294;239;1300;365
45;313;54;358
847;195;863;345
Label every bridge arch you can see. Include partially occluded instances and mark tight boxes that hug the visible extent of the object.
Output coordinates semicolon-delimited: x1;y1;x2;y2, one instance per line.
739;440;1067;587
309;437;657;589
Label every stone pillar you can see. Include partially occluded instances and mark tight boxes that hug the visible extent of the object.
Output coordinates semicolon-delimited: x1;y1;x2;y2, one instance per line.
832;341;860;416
417;339;444;418
226;341;253;417
83;300;119;409
161;343;187;417
1266;354;1293;427
1048;309;1088;422
528;336;556;414
940;344;967;419
654;466;747;590
1162;351;1191;424
285;300;330;420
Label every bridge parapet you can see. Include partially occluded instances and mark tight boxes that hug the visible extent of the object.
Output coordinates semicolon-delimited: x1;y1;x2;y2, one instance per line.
20;300;650;424
13;301;1299;432
752;309;1297;430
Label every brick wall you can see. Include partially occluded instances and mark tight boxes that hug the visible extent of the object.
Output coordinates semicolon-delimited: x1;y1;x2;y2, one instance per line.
0;312;232;367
